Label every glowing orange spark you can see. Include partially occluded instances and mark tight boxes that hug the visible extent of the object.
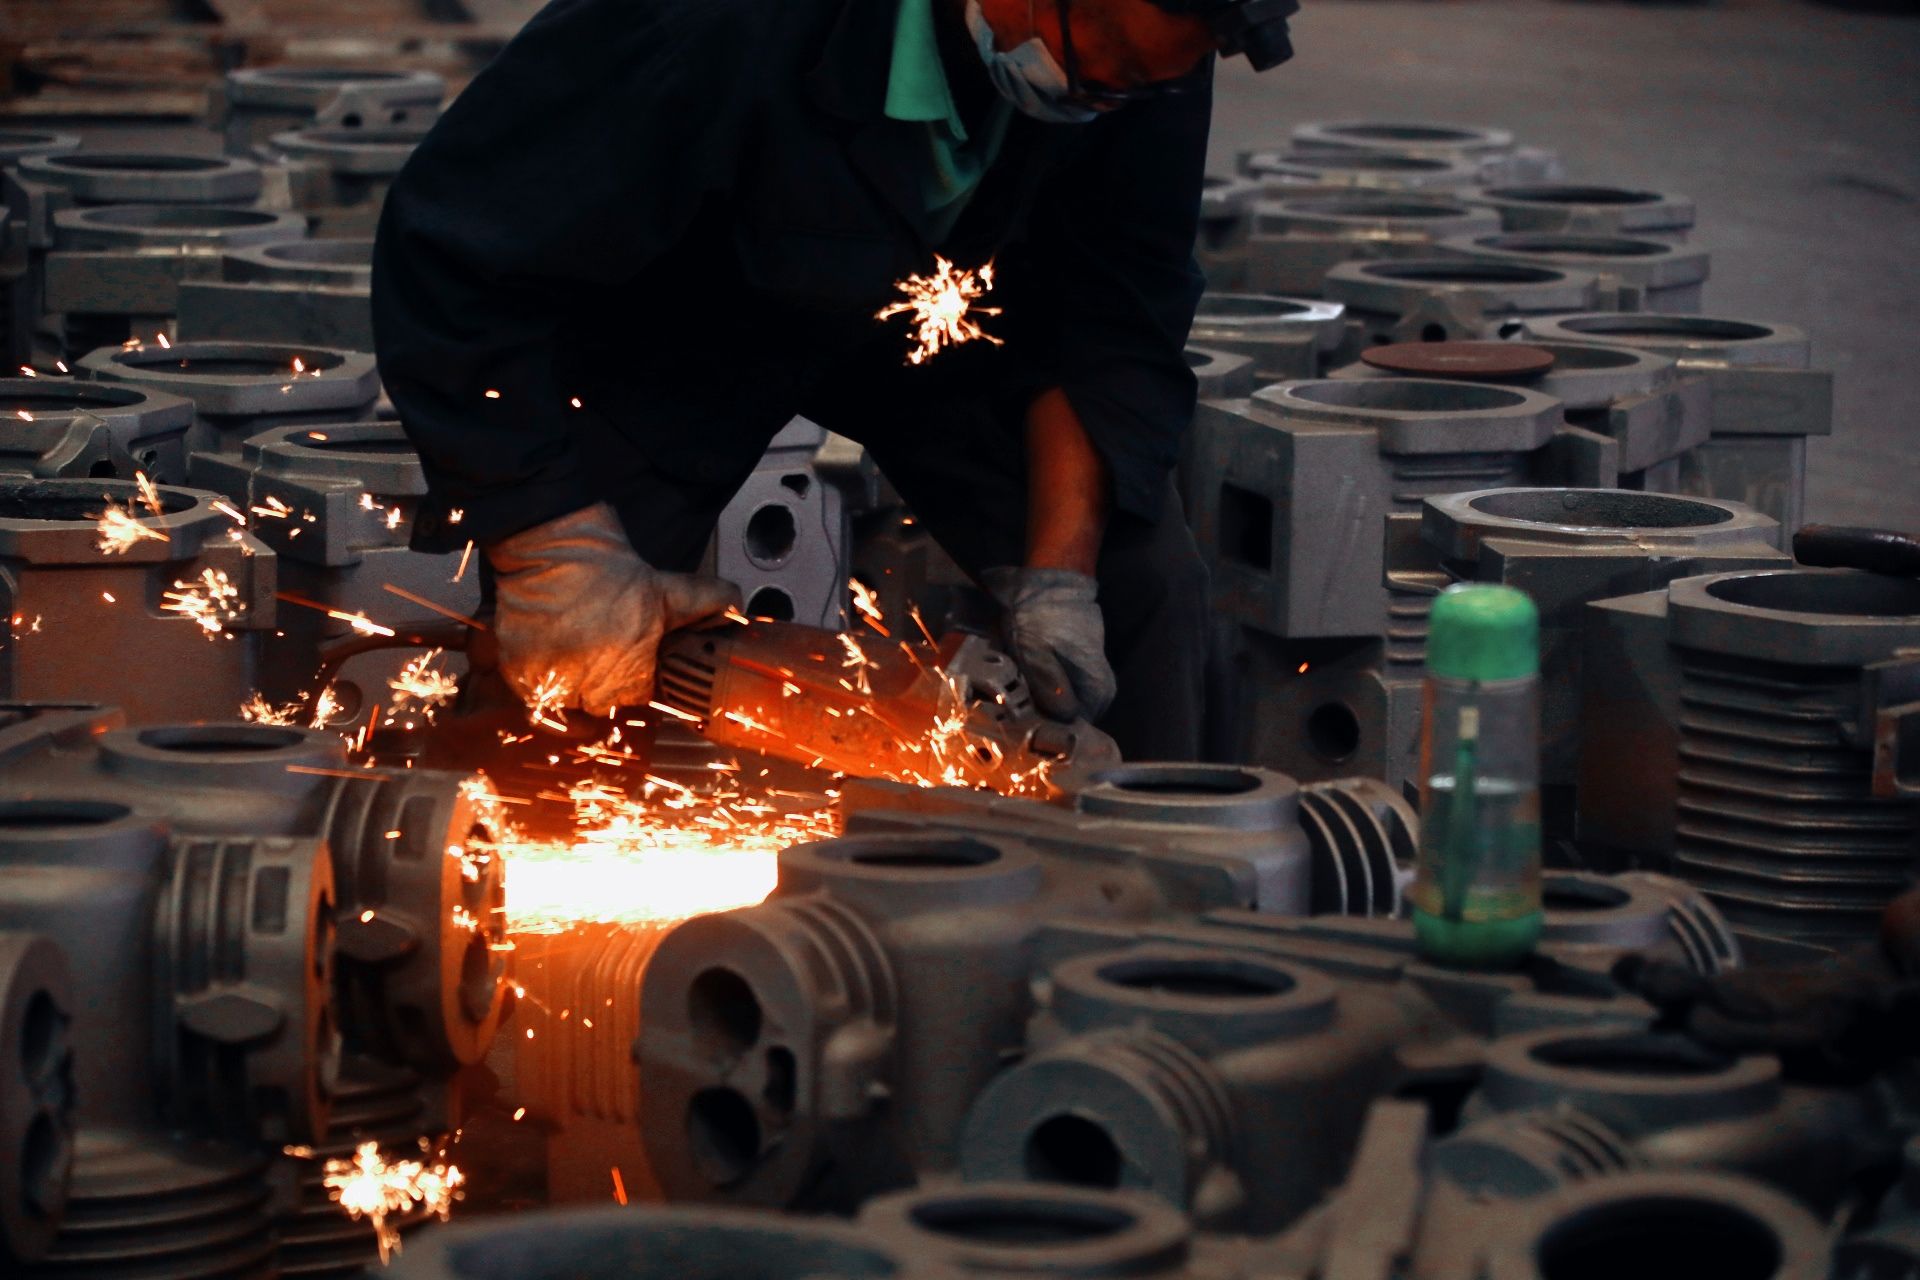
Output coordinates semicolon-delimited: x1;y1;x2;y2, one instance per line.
321;1141;462;1265
95;503;168;554
161;569;242;636
876;255;1004;365
389;650;459;711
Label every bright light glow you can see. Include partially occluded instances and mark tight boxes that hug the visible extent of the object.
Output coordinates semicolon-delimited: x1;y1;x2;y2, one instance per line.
875;255;1004;365
161;568;243;636
322;1141;462;1265
389;650;459;711
95;503;168;554
479;775;833;934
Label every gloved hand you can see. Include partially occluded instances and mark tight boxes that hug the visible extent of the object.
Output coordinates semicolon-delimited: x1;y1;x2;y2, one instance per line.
486;502;740;716
981;566;1116;724
1613;904;1920;1087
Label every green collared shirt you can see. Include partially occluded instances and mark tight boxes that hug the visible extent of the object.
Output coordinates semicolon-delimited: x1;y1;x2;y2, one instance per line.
884;0;1013;241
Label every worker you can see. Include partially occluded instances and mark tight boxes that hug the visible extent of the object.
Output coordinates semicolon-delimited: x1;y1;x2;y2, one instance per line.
373;0;1299;760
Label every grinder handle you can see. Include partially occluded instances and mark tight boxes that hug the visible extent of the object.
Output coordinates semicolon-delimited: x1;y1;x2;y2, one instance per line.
1793;525;1920;579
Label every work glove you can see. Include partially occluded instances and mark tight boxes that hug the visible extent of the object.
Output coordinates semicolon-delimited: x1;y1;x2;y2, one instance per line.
982;566;1117;724
486;502;739;717
1612;885;1920;1086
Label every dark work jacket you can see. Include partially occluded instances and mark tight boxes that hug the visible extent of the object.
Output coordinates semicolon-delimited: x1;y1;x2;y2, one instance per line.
373;0;1212;553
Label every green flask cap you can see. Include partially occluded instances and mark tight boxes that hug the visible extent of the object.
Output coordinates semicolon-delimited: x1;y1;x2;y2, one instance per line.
1427;584;1539;681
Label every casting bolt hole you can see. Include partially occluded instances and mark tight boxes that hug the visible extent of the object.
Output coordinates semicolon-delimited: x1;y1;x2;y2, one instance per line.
1026;1114;1124;1189
1541;878;1632;912
1098;956;1295;1000
1308;702;1362;763
908;1197;1136;1246
1535;1196;1782;1280
687;967;762;1060
687;1087;762;1188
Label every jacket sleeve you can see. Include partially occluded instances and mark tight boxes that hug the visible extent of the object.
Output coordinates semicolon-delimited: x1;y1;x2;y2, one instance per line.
1023;79;1212;525
372;0;765;551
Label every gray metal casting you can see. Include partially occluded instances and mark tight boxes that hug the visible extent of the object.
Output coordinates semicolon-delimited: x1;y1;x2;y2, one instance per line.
1422;487;1787;794
0;703;508;1074
1185;345;1257;401
225;237;375;289
1194;175;1259;291
1474;1170;1836;1280
0;377;195;483
714;418;851;629
860;1182;1198;1276
1471;184;1697;240
21;1127;276;1280
0;132;80;169
634;786;1317;1209
1188;293;1348;383
848;762;1318;914
1241;150;1485;194
957;945;1437;1231
1538;870;1743;975
222;67;445;155
0;477;277;721
842;765;1405;918
0;930;74;1266
39;205;308;349
191;419;480;723
1289;120;1517;164
266;127;424;238
1283;120;1564;185
0;772;337;1150
384;1202;959;1280
1578;568;1920;957
1323;258;1611;350
1445;1025;1881;1212
275;1053;457;1274
1333;337;1712;479
5;154;266;262
1281;1101;1838;1280
1519;312;1833;540
178;239;376;349
1241;194;1500;297
1191;379;1564;642
1187;385;1645;791
1438;232;1712;313
1292;775;1415;917
11;151;263;209
76;339;381;457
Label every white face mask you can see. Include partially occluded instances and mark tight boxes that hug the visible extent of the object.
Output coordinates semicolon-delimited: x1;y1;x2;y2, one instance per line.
964;0;1099;125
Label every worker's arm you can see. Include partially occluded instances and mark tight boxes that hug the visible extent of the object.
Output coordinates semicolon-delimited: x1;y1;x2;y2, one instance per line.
371;0;768;553
1020;73;1212;526
1025;386;1110;574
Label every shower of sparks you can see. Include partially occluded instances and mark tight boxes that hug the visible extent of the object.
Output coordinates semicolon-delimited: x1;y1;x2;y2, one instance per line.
389;650;459;711
161;568;243;636
239;683;342;729
525;671;571;731
849;577;888;634
478;773;835;934
95;503;169;554
875;255;1004;365
321;1141;463;1265
134;471;165;517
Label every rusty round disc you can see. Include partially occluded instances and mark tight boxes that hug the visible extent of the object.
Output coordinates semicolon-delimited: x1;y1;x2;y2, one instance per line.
1360;341;1557;380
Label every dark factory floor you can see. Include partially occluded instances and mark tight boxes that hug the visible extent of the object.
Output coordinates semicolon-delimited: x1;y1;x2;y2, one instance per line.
1208;0;1920;531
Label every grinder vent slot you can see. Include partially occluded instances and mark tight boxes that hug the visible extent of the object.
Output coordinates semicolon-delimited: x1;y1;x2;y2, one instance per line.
655;651;719;722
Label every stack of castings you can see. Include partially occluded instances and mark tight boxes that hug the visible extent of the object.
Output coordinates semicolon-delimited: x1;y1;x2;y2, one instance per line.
0;704;508;1273
1;148;300;363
